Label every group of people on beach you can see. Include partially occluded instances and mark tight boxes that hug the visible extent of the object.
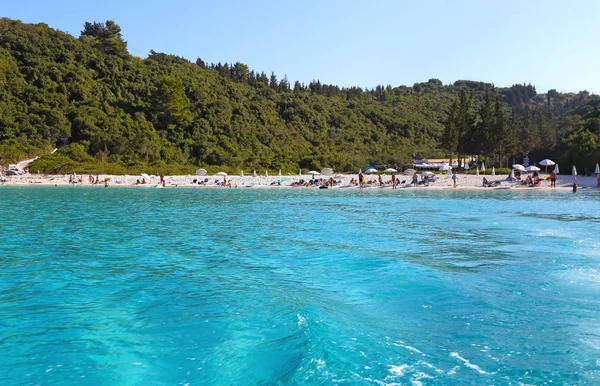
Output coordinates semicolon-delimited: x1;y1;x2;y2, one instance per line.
69;174;83;184
353;171;403;188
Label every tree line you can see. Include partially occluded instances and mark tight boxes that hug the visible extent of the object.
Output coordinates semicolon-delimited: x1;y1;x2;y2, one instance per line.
0;18;598;174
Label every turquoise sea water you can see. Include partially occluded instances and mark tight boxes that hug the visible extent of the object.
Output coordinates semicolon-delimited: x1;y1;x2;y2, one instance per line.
1;186;600;385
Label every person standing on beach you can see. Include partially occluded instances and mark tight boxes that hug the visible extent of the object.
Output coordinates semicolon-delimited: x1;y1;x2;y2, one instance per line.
378;174;383;186
391;173;397;189
452;172;458;188
550;171;557;188
358;171;365;187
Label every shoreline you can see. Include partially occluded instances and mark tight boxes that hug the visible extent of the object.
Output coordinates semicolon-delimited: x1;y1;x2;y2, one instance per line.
1;173;597;191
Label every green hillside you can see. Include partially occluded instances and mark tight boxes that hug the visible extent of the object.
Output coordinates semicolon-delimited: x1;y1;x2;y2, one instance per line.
0;18;598;174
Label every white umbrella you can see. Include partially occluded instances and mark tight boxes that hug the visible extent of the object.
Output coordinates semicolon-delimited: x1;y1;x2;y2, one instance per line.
554;164;559;174
240;170;244;176
278;169;282;176
539;159;555;172
216;172;227;176
195;169;207;176
572;165;577;176
439;165;452;171
512;164;525;171
299;169;302;176
481;162;486;173
141;173;151;180
252;170;257;177
525;166;540;172
422;171;434;176
509;169;515;179
384;168;397;173
595;163;599;174
491;167;495;176
366;168;378;174
464;162;470;170
308;170;320;180
321;168;334;176
476;167;479;176
265;170;268;177
403;169;416;175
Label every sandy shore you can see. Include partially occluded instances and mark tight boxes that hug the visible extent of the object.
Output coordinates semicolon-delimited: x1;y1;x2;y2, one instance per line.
2;172;598;191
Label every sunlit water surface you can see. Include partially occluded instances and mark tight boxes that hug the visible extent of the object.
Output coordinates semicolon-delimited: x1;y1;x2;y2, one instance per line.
1;187;600;385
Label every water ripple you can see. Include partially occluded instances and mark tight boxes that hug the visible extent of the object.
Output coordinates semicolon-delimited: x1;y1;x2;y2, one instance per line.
0;187;599;384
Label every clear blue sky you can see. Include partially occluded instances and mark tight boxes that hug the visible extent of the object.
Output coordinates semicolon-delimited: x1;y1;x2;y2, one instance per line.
4;0;599;93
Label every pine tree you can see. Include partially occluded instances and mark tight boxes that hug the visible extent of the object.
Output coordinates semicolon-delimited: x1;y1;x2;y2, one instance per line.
269;72;278;90
442;101;459;165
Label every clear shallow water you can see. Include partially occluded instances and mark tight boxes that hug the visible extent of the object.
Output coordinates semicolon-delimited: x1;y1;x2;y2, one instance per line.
1;187;600;385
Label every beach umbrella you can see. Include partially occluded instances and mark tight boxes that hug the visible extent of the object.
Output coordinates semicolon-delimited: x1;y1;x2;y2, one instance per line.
481;162;486;173
422;171;434;176
265;170;268;177
539;159;555;172
491;167;496;176
252;170;257;177
366;168;378;174
464;161;470;170
512;164;525;171
572;165;577;176
195;169;207;176
509;169;514;179
240;170;244;177
554;164;559;174
216;172;227;176
307;170;320;180
403;168;416;175
595;163;599;174
299;169;302;176
278;169;282;176
447;168;452;175
476;167;479;176
525;166;540;172
384;168;398;173
321;168;334;176
141;173;151;180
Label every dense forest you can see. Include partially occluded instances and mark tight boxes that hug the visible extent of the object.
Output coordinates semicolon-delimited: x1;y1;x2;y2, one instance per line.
0;18;599;174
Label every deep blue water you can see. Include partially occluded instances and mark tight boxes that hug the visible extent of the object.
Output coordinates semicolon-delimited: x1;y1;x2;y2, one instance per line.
1;186;600;385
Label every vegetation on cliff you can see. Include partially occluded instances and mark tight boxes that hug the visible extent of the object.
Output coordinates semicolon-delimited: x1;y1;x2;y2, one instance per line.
0;18;598;174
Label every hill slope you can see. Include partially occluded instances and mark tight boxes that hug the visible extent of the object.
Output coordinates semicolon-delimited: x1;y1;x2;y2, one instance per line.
0;18;598;174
